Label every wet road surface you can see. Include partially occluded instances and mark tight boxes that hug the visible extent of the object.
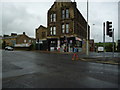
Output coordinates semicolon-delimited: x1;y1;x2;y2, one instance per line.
2;50;119;88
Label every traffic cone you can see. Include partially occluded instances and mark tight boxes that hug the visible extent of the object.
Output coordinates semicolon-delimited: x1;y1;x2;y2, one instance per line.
72;58;74;61
76;58;79;60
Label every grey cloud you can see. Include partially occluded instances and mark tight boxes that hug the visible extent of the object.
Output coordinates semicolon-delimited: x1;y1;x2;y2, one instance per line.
1;1;118;43
2;2;41;37
0;3;2;35
88;2;118;42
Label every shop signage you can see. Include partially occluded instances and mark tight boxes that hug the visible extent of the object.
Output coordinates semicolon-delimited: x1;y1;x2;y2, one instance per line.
70;40;72;43
75;37;82;41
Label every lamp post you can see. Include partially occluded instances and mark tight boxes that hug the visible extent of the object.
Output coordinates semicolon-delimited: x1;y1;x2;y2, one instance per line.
92;24;95;39
103;22;105;53
112;28;114;57
86;0;89;56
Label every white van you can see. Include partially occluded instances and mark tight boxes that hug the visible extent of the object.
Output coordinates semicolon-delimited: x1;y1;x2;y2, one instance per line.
97;47;104;53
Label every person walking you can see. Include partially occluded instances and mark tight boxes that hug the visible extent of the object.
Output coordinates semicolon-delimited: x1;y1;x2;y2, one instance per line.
72;46;79;61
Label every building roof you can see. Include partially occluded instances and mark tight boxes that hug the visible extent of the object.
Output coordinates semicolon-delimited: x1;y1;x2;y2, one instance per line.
76;8;87;24
2;33;35;40
36;25;47;31
55;0;72;2
2;36;17;39
16;34;35;40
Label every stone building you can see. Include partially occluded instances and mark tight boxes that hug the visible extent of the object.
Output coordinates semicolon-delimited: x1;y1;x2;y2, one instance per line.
36;25;48;50
3;35;17;47
16;32;35;45
47;0;90;52
2;32;35;49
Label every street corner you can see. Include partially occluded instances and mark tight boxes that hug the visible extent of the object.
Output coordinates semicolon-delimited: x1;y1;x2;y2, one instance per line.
78;58;87;61
77;57;119;65
95;60;119;65
78;57;97;62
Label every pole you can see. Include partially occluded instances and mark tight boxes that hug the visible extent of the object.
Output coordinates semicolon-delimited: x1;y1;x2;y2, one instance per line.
112;28;114;57
86;0;89;56
103;22;105;53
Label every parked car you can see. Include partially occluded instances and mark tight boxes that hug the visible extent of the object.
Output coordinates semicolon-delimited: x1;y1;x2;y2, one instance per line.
5;46;13;51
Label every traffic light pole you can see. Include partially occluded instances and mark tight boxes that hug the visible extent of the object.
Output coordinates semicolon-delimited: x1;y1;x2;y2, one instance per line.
112;28;114;57
103;22;105;53
106;21;114;56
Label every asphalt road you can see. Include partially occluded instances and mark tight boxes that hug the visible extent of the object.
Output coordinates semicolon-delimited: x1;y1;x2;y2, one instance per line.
2;50;119;88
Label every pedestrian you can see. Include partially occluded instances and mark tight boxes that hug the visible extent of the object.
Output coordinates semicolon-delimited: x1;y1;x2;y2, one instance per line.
64;46;67;52
62;45;64;52
58;47;60;52
72;46;79;61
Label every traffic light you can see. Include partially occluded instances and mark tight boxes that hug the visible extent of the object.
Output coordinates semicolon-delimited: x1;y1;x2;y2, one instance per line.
106;21;112;36
109;31;112;37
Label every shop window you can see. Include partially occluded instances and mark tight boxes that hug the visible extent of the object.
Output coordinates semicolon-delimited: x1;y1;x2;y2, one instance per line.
51;41;55;44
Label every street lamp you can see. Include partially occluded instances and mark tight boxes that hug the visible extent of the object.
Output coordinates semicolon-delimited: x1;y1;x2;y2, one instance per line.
86;0;89;56
92;24;95;39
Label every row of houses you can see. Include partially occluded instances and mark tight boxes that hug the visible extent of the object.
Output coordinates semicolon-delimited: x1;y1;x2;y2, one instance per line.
0;32;35;50
1;0;96;52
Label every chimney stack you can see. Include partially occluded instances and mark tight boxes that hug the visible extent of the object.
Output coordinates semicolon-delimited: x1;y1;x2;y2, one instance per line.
23;32;25;35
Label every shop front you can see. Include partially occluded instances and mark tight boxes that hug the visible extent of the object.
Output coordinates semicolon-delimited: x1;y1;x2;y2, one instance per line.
59;36;82;52
36;40;48;50
47;38;58;51
46;36;83;52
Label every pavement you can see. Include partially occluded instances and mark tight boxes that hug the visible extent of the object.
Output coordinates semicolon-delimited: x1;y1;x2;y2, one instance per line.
79;57;119;65
34;50;120;65
2;50;120;88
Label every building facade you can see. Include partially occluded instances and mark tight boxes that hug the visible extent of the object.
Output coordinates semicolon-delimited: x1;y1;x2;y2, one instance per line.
3;35;17;47
47;1;90;52
36;25;48;50
16;32;35;45
2;32;35;49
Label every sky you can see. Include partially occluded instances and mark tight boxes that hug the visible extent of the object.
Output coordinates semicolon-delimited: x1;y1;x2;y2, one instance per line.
0;0;119;43
118;1;120;40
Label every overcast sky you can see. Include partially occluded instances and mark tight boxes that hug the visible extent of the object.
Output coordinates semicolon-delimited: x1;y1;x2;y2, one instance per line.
0;0;119;43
